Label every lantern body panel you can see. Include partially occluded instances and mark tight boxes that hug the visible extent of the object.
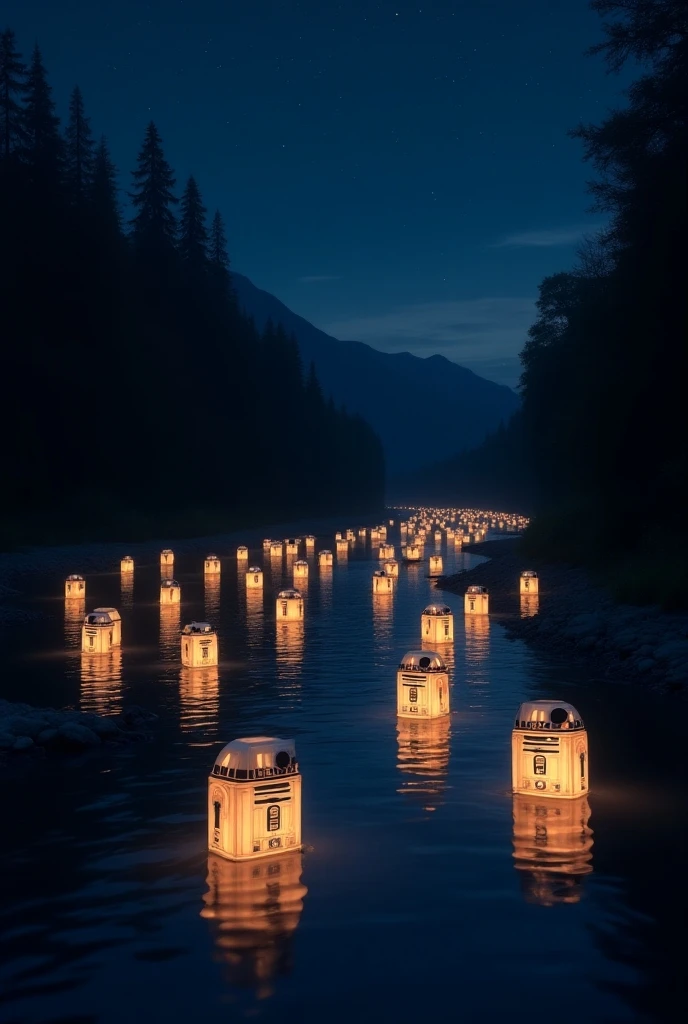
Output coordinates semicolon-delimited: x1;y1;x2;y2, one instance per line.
336;539;348;555
270;542;283;557
512;700;589;799
246;568;264;589
160;549;174;569
237;546;249;560
93;607;122;646
318;551;333;567
285;541;299;556
383;559;399;577
181;626;219;668
379;544;394;559
372;572;394;594
120;556;134;573
429;555;443;574
464;589;489;615
65;576;85;599
276;592;304;620
520;572;539;595
81;613;115;654
205;558;221;575
160;582;181;604
293;561;309;581
421;612;454;643
396;653;450;719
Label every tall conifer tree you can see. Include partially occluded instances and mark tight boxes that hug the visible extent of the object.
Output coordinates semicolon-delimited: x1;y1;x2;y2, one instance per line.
179;175;208;273
90;135;120;234
65;85;94;205
22;44;62;188
0;28;26;163
129;121;177;252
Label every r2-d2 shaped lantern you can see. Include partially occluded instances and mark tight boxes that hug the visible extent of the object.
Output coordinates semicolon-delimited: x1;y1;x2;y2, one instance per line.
205;554;221;575
429;555;443;575
379;543;394;560
208;737;302;861
421;603;454;643
237;545;249;561
246;566;263;590
160;578;181;604
520;570;539;596
397;651;450;719
372;570;394;595
270;541;283;557
512;700;589;799
402;544;421;562
181;621;219;668
81;610;116;654
318;550;333;568
276;589;304;620
464;585;489;615
160;549;174;570
293;559;309;582
92;607;122;646
120;555;134;573
65;574;85;599
384;558;399;578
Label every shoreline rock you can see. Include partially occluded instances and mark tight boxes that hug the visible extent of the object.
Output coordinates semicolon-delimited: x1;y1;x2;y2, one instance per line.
435;538;688;697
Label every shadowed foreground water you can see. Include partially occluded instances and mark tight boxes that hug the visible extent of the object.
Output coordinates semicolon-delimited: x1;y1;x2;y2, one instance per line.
0;523;685;1023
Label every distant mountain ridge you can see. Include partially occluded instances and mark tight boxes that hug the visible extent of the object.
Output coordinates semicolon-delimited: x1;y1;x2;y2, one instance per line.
231;272;520;474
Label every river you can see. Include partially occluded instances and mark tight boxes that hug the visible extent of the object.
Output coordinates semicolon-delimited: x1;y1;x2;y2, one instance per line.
0;519;684;1023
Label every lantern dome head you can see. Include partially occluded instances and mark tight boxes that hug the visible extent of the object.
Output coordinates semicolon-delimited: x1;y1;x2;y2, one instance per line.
320;549;332;556
66;574;84;581
161;578;180;588
212;736;298;778
182;621;214;635
422;603;452;617
294;559;308;568
84;610;112;626
521;570;538;579
237;545;248;553
373;570;387;578
248;565;262;574
514;700;584;731
161;549;173;556
277;588;302;600
398;650;447;672
466;585;488;594
206;553;218;560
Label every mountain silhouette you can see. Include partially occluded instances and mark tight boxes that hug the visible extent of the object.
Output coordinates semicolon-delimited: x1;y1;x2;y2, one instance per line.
231;272;520;474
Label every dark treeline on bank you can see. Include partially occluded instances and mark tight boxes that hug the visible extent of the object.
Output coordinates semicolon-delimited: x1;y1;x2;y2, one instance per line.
410;1;687;607
0;32;385;549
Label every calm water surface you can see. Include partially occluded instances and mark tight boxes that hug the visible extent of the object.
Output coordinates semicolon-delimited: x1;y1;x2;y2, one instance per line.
0;525;685;1023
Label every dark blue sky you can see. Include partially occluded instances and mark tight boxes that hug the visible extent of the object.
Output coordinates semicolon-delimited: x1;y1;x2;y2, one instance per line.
6;0;630;386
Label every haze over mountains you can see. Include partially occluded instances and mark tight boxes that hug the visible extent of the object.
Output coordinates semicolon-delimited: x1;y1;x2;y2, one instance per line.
231;272;520;474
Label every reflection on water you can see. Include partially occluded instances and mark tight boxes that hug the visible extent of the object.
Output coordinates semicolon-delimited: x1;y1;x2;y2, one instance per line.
80;647;123;715
64;598;85;646
201;852;307;1000
160;603;181;660
464;615;490;671
396;716;451;812
120;575;134;608
179;666;219;740
319;565;333;611
372;592;394;648
512;795;594;906
520;594;539;618
205;576;221;623
275;621;304;691
246;589;265;652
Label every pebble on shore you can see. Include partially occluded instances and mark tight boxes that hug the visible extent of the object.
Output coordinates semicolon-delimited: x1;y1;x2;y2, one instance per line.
0;699;158;758
436;538;688;696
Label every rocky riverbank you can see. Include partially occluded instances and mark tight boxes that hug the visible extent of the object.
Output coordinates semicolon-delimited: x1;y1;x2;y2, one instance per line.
435;538;688;696
0;700;158;760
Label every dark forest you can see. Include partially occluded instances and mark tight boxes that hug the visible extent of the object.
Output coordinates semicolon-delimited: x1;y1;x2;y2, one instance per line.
0;34;385;548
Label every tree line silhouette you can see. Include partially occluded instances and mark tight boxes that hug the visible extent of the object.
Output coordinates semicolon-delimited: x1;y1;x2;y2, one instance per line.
425;1;687;605
0;32;385;547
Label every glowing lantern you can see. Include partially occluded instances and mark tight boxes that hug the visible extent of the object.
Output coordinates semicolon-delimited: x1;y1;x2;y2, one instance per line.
270;541;283;557
335;531;343;541
397;650;450;719
372;570;394;594
208;736;302;860
81;610;117;654
512;700;589;799
421;603;454;643
434;530;442;542
383;558;399;578
520;570;539;595
305;535;316;549
402;544;421;562
379;543;395;559
464;585;489;615
358;527;367;538
336;538;349;557
293;559;309;581
120;555;134;573
346;530;355;542
181;621;219;668
205;554;221;575
90;606;121;647
237;545;249;560
276;588;303;620
318;550;333;568
429;554;443;574
389;519;394;526
160;548;174;570
378;526;388;541
160;578;181;604
246;566;263;589
64;574;85;600
512;794;593;906
285;539;299;556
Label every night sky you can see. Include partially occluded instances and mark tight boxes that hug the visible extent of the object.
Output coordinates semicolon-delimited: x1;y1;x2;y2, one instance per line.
7;0;631;387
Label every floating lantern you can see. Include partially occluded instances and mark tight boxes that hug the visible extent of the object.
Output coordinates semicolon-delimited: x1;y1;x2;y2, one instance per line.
378;526;387;541
160;548;174;570
346;530;355;542
434;530;442;542
429;554;443;574
520;570;539;596
358;527;367;538
372;570;394;594
276;588;304;620
402;544;422;562
246;566;263;589
263;538;272;551
270;541;283;557
512;795;593;906
160;578;181;604
397;650;450;719
512;700;589;799
383;558;399;578
205;554;221;575
93;606;122;646
64;574;85;599
285;539;299;556
335;531;343;541
464;585;489;615
237;545;249;560
305;535;316;549
293;559;309;581
421;603;454;643
120;555;134;573
208;736;302;861
81;610;116;654
379;543;394;559
389;519;394;526
181;621;219;668
318;550;333;568
336;538;348;556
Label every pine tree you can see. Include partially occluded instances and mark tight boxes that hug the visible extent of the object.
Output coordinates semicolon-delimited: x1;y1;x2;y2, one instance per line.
90;135;120;234
179;175;208;272
22;44;62;188
209;208;236;302
0;28;26;162
129;121;177;251
65;85;94;205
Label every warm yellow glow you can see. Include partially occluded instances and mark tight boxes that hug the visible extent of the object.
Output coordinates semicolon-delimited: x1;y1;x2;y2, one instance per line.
285;539;299;556
397;650;450;719
293;559;309;581
358;527;367;538
237;545;249;560
346;529;356;542
204;554;221;575
520;570;539;596
246;566;264;589
204;575;221;622
305;534;316;548
464;614;490;664
160;602;182;657
80;647;123;715
201;851;307;998
64;597;85;645
429;554;443;574
396;716;451;809
318;549;333;567
120;555;134;573
81;609;118;654
160;578;181;604
336;538;349;556
160;548;174;569
208;737;302;861
276;588;304;620
464;585;489;615
512;700;589;799
335;531;343;541
270;541;283;557
382;558;399;578
379;543;395;559
520;594;539;618
276;621;305;679
401;544;421;562
421;604;454;643
372;570;394;594
180;666;219;738
512;795;593;906
64;574;85;599
181;621;219;668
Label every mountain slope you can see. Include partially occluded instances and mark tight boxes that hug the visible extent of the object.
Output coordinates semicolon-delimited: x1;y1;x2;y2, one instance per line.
231;272;520;474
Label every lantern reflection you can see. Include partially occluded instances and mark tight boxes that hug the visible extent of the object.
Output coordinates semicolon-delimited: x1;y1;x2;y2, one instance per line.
372;593;393;647
201;851;307;999
64;598;86;646
179;666;219;740
464;614;490;665
205;576;221;623
159;603;181;660
120;574;134;608
396;716;451;811
520;594;539;618
80;647;123;715
319;564;333;611
512;795;593;906
275;621;304;683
